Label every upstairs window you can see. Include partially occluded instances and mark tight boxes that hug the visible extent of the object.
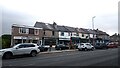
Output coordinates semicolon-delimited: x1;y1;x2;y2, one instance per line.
43;30;46;36
19;28;29;34
52;31;55;36
74;34;76;36
76;33;79;36
68;32;70;36
34;29;39;35
12;28;14;34
61;32;64;36
96;36;98;38
86;36;88;39
82;34;84;37
29;28;34;34
71;33;72;36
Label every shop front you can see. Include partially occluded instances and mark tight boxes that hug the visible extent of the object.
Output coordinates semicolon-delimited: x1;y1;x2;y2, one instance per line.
13;36;39;45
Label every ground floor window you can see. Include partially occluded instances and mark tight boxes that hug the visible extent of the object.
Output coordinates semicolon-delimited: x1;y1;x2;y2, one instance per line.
80;39;89;43
58;40;70;45
14;39;38;45
15;39;22;45
32;40;38;43
44;39;56;45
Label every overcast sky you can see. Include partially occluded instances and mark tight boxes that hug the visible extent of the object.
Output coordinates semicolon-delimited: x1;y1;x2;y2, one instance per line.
1;0;119;36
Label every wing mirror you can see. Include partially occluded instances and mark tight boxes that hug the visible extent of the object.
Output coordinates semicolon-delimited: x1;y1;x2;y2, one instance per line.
16;47;19;49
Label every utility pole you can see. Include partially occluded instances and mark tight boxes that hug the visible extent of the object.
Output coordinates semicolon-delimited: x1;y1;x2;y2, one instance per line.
92;16;96;46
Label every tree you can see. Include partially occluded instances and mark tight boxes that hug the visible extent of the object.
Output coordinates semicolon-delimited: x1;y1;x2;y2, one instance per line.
0;34;11;49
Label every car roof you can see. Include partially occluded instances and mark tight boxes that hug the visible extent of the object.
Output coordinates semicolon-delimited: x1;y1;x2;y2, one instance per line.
81;43;90;44
17;43;37;45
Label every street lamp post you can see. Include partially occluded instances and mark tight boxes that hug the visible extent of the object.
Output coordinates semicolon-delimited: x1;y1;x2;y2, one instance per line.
92;16;96;46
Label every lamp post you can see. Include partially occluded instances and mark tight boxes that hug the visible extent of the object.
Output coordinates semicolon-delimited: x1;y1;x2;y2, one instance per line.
92;16;96;46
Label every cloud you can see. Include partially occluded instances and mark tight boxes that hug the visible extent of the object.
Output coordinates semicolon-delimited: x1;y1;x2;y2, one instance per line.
1;0;119;36
2;8;37;35
94;14;118;35
2;8;118;36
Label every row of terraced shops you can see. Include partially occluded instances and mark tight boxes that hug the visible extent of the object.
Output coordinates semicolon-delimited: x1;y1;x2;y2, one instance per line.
11;22;110;47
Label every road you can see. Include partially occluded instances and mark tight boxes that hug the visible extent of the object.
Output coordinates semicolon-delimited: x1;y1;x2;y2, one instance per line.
2;48;119;67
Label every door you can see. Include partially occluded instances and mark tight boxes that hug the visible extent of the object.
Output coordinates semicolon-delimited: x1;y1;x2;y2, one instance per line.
86;44;91;49
13;44;28;55
24;44;36;54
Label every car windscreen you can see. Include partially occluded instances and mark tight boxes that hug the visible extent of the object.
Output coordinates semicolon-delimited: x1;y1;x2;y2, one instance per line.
86;44;90;45
80;44;84;45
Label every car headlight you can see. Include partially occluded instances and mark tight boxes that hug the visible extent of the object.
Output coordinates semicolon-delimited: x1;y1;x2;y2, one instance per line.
0;50;4;52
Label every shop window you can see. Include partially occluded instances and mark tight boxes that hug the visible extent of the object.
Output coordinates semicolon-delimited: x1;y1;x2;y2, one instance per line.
33;40;38;43
74;34;76;36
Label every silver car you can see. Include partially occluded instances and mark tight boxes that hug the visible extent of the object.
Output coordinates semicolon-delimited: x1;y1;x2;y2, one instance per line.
0;43;40;59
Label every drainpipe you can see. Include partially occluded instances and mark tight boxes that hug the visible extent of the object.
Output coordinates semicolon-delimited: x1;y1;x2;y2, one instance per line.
22;37;23;43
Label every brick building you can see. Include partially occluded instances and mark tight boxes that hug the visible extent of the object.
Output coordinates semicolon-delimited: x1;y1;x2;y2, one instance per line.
11;24;43;46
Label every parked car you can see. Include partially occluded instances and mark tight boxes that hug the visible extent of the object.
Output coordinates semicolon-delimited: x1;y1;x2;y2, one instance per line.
107;43;118;48
0;43;40;59
55;44;69;50
38;45;49;52
94;43;108;49
78;43;95;51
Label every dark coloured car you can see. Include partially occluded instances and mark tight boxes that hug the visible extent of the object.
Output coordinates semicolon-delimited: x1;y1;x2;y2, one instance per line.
55;44;69;50
94;43;108;49
38;45;49;52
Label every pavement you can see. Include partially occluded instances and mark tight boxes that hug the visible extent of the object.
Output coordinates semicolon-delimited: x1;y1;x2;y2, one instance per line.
40;49;78;54
40;46;120;54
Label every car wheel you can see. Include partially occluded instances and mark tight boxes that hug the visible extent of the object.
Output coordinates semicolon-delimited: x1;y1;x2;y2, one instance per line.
40;49;44;52
45;48;48;51
78;49;81;51
91;47;94;51
3;52;13;59
30;51;37;57
60;48;62;50
106;47;108;49
84;48;87;51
